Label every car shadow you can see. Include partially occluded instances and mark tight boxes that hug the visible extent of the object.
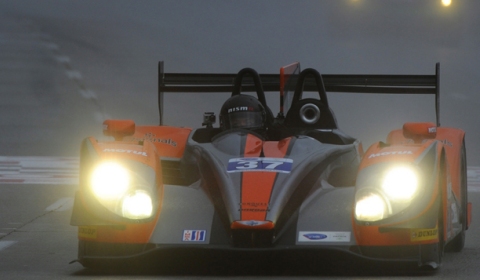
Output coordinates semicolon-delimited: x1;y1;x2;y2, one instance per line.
71;254;439;277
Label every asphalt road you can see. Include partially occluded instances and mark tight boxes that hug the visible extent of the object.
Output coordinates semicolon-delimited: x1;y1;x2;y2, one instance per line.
1;1;480;279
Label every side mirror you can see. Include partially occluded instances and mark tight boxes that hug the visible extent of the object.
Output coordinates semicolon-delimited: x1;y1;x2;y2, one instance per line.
103;119;135;141
403;122;437;144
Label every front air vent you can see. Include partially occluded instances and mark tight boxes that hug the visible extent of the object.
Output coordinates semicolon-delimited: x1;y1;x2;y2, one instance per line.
231;229;275;248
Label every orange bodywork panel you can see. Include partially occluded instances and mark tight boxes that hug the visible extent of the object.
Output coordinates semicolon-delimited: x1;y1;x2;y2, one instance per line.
354;123;467;247
359;141;426;170
387;126;466;206
89;140;159;168
78;139;164;243
354;137;445;246
127;126;192;158
78;126;193;243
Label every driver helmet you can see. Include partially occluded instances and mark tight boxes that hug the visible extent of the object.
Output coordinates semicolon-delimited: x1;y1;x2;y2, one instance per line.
220;95;266;131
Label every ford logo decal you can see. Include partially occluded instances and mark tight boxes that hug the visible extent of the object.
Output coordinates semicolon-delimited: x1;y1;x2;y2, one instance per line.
303;233;327;240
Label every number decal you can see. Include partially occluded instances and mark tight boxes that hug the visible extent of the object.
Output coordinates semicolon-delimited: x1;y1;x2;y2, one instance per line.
227;158;293;173
262;160;283;170
235;160;258;170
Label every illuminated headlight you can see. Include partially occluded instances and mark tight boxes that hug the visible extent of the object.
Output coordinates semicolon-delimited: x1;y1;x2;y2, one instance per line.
355;193;387;222
122;190;153;219
382;166;418;202
90;162;130;200
88;160;156;220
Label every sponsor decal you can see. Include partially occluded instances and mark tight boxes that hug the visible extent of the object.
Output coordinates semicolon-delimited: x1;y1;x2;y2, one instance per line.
237;220;270;227
428;127;437;133
438;139;453;147
78;226;97;239
303;233;327;240
136;133;177;147
368;151;413;159
227;106;251;113
410;227;438;242
395;137;452;147
102;149;147;157
298;231;351;242
240;208;269;212
227;157;293;173
239;202;270;212
240;202;269;208
182;230;206;242
242;220;261;226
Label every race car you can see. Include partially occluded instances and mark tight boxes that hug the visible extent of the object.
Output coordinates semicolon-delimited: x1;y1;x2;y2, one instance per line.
70;62;470;271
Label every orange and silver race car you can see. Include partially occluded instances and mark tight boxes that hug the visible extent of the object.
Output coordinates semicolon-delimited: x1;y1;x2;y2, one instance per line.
70;62;470;270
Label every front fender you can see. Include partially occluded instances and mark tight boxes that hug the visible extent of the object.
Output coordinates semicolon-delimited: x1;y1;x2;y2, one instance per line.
353;140;444;246
71;137;164;244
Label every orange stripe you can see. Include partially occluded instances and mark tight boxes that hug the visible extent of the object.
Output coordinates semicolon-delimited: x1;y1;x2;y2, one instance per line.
263;137;291;158
240;136;291;220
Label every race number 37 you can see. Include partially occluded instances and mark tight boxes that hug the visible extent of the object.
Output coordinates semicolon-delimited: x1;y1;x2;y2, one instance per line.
227;157;293;173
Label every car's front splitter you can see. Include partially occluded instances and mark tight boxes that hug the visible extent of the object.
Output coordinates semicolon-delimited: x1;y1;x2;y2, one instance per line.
75;240;431;271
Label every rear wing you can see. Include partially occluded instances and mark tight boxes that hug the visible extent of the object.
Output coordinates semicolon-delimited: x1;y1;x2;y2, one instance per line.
158;61;440;126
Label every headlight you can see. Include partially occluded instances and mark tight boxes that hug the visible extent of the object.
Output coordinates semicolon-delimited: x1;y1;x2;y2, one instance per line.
91;162;130;200
355;192;387;222
381;166;418;202
122;190;153;219
88;160;156;220
355;164;422;223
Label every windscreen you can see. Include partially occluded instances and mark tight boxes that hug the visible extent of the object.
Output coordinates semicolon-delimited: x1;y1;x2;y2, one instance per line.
280;62;301;116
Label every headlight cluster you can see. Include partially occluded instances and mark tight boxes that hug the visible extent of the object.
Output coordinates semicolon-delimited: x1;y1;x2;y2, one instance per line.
355;165;420;222
89;161;155;220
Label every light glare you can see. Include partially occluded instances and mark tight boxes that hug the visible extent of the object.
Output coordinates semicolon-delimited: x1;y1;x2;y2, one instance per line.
91;162;130;199
382;166;418;201
122;191;153;219
442;0;451;7
355;193;386;222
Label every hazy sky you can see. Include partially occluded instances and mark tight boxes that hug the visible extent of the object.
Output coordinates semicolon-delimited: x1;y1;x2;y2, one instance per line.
3;0;480;162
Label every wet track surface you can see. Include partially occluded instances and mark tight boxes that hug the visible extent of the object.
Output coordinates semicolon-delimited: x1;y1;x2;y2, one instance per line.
1;1;480;279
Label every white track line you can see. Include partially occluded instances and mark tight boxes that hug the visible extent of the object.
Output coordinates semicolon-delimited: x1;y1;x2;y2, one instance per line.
45;197;74;212
0;241;17;252
0;156;78;185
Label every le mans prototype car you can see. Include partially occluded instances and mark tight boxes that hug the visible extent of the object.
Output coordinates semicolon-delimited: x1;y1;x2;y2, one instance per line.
71;62;471;270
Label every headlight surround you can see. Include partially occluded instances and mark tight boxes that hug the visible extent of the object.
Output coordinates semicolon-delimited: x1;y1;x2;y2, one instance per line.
88;160;156;220
355;164;422;223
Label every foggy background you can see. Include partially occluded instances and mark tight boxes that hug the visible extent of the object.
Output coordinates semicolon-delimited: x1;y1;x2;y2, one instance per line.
2;0;479;163
3;1;480;278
